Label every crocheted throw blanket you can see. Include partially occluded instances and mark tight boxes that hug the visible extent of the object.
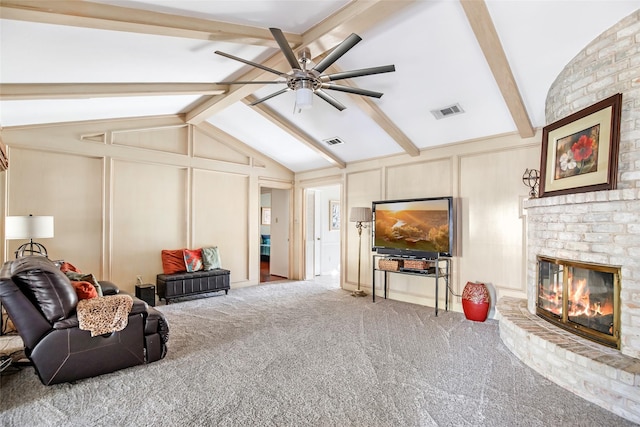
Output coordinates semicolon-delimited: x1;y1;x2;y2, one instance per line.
77;294;134;337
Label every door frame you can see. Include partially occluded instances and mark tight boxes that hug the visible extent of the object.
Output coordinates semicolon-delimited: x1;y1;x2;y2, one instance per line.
258;180;293;282
301;181;343;283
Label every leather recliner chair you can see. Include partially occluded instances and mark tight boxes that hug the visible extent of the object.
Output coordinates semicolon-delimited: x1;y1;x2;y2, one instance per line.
0;256;169;385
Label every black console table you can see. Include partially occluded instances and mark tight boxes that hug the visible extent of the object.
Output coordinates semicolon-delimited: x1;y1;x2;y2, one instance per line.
372;254;450;316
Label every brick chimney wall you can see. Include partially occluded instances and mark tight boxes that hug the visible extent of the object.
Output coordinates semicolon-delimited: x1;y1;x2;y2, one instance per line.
525;10;640;359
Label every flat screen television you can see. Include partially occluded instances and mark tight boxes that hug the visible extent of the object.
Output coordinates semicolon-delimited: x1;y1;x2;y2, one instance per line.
372;196;454;258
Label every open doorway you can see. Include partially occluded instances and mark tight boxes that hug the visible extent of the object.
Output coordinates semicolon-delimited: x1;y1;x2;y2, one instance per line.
260;187;290;283
304;184;341;281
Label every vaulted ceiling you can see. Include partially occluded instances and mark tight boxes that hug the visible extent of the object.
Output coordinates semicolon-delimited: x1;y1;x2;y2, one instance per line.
0;1;637;172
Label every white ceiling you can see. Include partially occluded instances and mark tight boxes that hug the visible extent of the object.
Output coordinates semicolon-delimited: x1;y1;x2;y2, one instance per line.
1;1;638;172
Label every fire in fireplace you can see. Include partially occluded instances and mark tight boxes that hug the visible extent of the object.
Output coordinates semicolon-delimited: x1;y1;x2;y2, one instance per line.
537;256;620;348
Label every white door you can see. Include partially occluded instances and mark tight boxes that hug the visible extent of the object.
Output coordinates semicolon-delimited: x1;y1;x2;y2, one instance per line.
304;190;315;280
314;190;322;276
270;188;290;278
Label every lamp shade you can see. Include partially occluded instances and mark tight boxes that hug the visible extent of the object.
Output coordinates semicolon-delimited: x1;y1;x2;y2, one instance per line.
349;207;372;223
5;215;54;239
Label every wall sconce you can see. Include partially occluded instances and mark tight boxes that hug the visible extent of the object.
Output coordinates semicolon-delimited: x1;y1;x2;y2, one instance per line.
522;168;540;198
5;214;54;258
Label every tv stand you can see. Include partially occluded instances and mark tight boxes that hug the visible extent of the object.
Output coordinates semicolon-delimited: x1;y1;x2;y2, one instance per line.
372;254;450;316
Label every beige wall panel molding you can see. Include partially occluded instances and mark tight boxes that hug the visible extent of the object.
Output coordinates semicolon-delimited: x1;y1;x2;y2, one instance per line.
457;145;539;312
80;133;107;144
297;174;344;191
192;169;250;284
111;125;188;155
111;160;188;293
1;115;187;158
5;148;104;273
293;131;541;311
345;169;381;289
192;127;250;165
258;177;293;190
385;158;453;200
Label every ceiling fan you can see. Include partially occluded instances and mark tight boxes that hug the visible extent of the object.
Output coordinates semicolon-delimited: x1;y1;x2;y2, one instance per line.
215;28;395;112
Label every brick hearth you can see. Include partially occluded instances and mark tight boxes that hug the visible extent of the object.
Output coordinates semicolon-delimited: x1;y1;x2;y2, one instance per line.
498;297;640;422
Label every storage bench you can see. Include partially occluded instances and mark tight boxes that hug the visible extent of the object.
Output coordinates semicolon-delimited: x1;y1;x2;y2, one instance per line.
156;268;230;304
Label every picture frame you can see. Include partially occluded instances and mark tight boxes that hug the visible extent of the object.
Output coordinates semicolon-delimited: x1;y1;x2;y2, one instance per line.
539;93;622;198
329;200;340;230
261;207;271;225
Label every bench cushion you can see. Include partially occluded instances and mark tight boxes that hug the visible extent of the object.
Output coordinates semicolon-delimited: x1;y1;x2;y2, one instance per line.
156;268;230;303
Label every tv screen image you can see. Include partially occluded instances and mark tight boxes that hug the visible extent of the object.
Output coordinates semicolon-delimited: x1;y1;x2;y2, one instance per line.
372;197;453;258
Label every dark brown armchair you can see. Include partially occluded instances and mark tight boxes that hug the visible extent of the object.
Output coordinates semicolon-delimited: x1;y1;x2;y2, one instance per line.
0;256;168;385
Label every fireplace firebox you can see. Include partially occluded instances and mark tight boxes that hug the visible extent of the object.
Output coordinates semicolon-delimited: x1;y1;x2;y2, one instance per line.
536;256;620;349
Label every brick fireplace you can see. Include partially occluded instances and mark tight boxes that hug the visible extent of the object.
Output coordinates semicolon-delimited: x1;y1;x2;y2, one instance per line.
497;191;640;423
497;9;640;423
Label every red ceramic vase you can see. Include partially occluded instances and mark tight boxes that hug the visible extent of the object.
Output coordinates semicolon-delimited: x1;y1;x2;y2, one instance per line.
462;281;490;322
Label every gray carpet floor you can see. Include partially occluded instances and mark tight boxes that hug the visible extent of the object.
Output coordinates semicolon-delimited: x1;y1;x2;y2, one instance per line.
0;276;635;426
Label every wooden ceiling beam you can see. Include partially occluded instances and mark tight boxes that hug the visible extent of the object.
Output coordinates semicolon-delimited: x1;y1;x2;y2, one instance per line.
460;0;535;138
243;96;346;169
0;83;228;100
185;0;417;124
0;0;301;47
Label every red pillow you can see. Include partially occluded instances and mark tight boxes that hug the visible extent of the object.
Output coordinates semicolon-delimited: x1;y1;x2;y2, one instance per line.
161;249;187;275
183;248;203;272
60;262;81;273
71;281;98;300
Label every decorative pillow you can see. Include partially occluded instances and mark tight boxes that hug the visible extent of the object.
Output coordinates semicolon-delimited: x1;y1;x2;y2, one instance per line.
202;246;221;270
64;271;103;297
71;281;98;300
60;262;81;273
161;249;187;275
183;248;203;272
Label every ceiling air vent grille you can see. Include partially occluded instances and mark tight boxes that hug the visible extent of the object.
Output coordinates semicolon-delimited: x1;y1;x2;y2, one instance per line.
323;137;345;146
431;103;465;120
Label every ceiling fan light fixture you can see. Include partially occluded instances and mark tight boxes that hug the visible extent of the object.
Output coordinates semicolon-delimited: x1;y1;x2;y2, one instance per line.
296;87;313;109
295;80;314;110
215;28;395;113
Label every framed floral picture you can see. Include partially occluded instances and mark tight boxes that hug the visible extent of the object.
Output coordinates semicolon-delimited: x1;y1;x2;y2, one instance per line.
539;93;622;197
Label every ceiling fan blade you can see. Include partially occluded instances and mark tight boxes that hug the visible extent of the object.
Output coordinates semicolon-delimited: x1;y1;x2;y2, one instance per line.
270;28;301;71
312;33;362;74
249;88;291;106
321;83;383;98
322;65;396;82
215;50;288;78
216;80;287;85
314;89;346;111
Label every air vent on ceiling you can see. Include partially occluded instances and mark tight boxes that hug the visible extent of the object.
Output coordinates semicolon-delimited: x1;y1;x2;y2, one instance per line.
323;137;345;146
430;103;465;120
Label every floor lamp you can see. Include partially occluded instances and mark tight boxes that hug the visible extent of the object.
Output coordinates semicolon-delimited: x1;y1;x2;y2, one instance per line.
349;207;372;297
5;214;54;258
